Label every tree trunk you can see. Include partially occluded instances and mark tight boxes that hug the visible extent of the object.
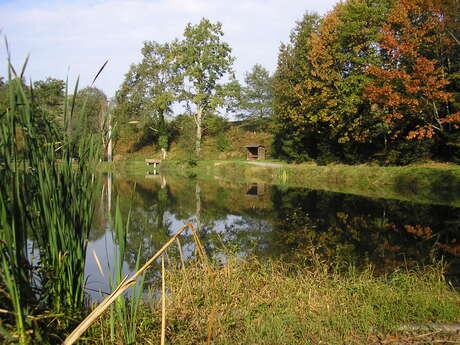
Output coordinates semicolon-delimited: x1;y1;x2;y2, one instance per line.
107;109;113;162
107;172;112;214
195;107;203;159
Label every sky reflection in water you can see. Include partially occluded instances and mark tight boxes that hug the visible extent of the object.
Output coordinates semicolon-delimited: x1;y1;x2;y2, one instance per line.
85;173;460;298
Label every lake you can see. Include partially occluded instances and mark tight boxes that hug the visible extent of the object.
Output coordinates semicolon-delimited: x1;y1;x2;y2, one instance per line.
85;172;460;297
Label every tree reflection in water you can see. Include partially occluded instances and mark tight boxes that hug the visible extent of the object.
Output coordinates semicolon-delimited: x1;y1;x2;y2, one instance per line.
89;174;460;287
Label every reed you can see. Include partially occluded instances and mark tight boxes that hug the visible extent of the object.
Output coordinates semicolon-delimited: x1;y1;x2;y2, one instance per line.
160;255;166;345
107;200;145;344
0;56;104;343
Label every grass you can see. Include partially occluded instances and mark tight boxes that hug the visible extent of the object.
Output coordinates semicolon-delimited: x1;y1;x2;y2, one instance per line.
0;59;103;343
85;255;460;345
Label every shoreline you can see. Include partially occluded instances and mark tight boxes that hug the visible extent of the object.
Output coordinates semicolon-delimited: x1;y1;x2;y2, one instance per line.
98;159;460;207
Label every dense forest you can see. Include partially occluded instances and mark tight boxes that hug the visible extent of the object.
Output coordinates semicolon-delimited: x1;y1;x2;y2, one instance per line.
1;0;459;165
273;0;460;165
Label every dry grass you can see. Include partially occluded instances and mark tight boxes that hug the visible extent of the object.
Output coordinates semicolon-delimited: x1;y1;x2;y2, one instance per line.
86;256;460;345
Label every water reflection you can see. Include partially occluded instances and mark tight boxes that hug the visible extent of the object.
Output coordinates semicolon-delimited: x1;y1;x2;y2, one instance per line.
86;173;460;293
268;188;460;274
246;183;265;197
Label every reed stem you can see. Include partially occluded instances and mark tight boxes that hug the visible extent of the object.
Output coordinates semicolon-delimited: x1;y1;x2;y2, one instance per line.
161;254;166;345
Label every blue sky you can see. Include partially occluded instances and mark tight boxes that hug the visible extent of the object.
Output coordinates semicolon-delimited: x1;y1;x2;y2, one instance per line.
1;0;338;97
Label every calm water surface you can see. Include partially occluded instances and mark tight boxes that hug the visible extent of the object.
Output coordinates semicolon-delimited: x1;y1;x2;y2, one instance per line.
85;173;460;296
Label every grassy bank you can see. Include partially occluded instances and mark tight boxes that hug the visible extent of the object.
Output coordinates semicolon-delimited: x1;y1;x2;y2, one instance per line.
156;160;460;207
98;158;460;206
101;159;460;207
86;256;460;345
113;126;274;162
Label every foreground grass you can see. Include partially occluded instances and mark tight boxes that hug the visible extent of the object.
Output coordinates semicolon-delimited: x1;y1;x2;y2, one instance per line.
86;257;460;345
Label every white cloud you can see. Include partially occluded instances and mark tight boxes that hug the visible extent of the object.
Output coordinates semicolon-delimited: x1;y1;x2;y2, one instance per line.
0;0;338;98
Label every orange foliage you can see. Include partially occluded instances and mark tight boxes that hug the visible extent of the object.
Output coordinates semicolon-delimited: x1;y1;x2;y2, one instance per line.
364;0;457;140
436;243;460;256
404;224;433;240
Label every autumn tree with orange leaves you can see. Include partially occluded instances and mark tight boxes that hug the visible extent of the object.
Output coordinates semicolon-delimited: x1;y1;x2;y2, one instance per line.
273;0;394;163
365;0;460;141
273;0;460;164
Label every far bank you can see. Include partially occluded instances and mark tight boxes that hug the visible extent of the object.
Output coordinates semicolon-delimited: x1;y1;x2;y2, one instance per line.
99;159;460;207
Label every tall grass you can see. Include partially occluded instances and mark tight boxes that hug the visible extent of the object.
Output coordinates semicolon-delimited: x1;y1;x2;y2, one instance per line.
0;58;103;343
79;251;460;345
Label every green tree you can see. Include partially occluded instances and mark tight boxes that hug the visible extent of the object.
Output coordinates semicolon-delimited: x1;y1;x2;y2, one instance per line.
5;77;66;141
115;41;178;157
75;87;107;132
32;77;66;131
238;64;274;130
69;86;108;155
175;18;237;158
442;0;460;161
272;12;321;162
170;114;197;161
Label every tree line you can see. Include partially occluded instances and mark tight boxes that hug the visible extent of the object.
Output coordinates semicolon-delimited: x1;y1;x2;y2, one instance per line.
272;0;460;164
115;0;460;165
2;0;459;165
113;18;271;160
0;76;109;157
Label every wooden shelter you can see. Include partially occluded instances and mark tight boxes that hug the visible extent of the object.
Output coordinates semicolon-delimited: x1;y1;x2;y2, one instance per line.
245;144;266;160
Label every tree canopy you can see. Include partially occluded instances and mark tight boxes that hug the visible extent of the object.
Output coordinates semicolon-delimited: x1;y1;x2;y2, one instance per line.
238;64;274;130
68;86;108;155
175;18;238;158
272;0;460;165
114;41;179;154
106;4;460;164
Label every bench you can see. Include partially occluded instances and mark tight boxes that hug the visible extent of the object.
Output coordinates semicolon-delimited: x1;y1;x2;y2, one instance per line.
145;159;161;168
